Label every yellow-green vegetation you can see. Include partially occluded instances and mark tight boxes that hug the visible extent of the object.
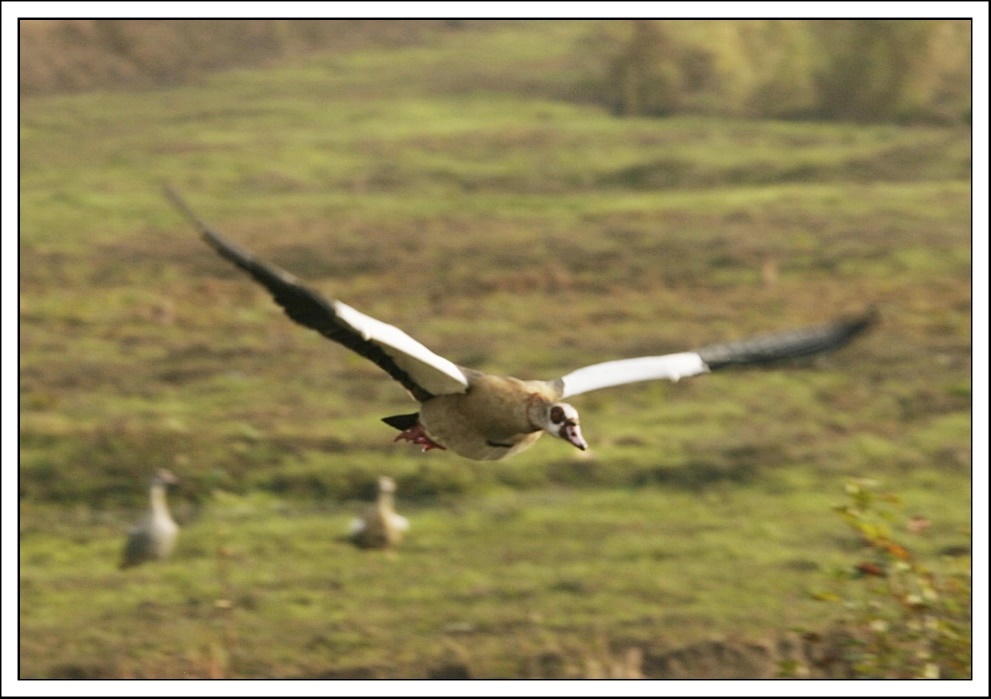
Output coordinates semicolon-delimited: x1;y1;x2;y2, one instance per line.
583;19;971;123
800;479;971;679
19;21;970;678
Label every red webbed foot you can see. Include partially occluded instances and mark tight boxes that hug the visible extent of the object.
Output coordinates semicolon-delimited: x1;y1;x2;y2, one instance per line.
394;423;446;452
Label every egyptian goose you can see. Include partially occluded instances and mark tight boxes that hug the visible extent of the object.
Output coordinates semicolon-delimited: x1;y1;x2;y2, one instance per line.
347;475;410;549
120;468;180;569
166;188;876;462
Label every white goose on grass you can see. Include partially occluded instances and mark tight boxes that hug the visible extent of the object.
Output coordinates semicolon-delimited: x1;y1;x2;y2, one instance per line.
120;468;180;569
166;187;877;462
347;476;410;550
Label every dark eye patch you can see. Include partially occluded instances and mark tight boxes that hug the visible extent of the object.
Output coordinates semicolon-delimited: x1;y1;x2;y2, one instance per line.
550;405;565;424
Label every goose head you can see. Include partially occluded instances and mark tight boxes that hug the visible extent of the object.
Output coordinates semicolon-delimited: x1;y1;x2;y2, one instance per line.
529;397;587;452
152;468;180;487
377;475;397;495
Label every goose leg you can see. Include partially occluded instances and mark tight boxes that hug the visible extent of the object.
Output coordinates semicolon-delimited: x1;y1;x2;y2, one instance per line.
393;423;446;452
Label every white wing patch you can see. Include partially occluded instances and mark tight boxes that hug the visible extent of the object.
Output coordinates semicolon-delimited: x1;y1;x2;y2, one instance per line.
391;514;410;532
333;301;469;396
348;517;365;536
348;514;409;536
559;352;709;398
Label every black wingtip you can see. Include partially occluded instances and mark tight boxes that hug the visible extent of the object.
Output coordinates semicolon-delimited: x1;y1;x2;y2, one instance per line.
830;305;881;344
852;304;881;331
163;184;197;226
164;185;218;244
697;306;879;371
164;185;277;278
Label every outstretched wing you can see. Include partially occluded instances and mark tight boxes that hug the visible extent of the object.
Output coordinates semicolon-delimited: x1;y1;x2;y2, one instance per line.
556;309;877;399
166;187;469;402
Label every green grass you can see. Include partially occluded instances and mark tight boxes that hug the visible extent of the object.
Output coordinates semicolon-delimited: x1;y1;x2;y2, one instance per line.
17;21;971;678
17;474;971;679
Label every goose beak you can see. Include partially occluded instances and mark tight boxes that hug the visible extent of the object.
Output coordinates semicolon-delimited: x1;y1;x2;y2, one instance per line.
560;421;587;451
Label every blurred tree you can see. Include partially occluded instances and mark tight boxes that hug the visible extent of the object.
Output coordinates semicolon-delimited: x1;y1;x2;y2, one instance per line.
627;20;676;116
810;20;935;122
576;19;970;124
584;20;682;117
742;20;818;118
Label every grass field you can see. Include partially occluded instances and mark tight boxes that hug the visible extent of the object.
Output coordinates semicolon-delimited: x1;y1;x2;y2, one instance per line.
16;21;972;679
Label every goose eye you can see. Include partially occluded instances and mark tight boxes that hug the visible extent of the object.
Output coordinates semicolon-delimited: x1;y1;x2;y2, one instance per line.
549;405;566;424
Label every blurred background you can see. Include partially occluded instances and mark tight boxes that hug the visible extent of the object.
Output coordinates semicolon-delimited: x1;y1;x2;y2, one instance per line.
18;19;973;122
18;19;972;679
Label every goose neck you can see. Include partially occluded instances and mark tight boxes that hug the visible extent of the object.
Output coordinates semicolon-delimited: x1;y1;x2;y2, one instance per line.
149;483;172;517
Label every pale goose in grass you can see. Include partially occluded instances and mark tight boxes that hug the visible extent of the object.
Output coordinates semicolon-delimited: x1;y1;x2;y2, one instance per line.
166;188;877;462
347;476;410;549
120;468;180;569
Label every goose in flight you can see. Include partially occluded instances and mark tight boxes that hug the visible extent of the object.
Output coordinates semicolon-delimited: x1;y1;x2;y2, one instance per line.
166;188;876;462
120;468;180;569
347;475;410;549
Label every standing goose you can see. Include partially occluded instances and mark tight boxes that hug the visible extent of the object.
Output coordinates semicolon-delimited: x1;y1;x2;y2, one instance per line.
120;468;180;569
166;188;877;461
347;476;410;549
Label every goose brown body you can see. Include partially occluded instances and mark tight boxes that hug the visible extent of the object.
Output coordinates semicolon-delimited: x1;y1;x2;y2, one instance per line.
419;374;562;460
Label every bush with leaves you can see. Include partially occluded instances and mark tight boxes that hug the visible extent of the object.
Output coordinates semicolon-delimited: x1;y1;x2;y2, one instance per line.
809;478;971;679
